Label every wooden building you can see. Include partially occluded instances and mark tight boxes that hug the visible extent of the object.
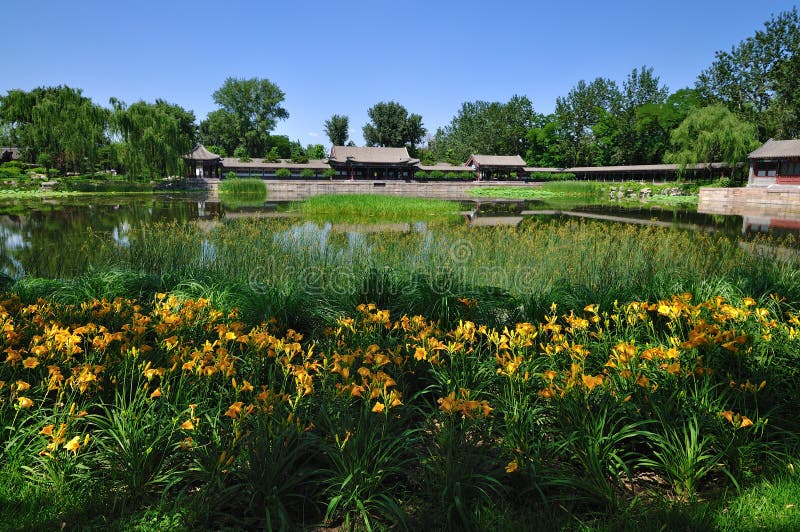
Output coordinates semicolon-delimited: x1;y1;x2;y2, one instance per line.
184;144;222;178
748;139;800;186
562;163;732;182
328;146;419;179
466;155;527;180
221;158;332;178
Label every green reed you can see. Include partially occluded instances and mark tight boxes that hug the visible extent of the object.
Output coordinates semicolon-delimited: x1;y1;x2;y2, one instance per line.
293;194;461;223
218;178;268;196
8;216;800;331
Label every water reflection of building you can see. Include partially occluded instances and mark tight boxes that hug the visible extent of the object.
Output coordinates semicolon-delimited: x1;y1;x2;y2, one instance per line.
698;201;800;234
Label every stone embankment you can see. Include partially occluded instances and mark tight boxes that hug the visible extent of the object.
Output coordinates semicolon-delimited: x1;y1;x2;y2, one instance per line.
165;179;542;201
698;186;800;216
260;180;532;201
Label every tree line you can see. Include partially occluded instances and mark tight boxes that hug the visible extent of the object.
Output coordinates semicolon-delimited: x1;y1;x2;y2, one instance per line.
1;8;797;179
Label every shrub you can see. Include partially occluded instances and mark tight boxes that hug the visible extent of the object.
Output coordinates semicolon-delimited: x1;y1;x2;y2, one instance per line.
323;168;337;179
528;171;576;181
430;170;445;179
36;153;53;172
415;171;429;179
205;145;227;157
1;160;28;170
225;171;236;180
263;147;280;163
301;168;315;178
0;165;23;179
276;168;292;178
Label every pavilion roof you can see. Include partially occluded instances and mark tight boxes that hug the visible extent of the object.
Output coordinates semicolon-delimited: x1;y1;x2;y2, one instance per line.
467;154;527;167
185;144;222;161
329;146;419;165
748;139;800;159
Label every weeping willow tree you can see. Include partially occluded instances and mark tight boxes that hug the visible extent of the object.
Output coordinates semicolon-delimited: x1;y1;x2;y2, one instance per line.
664;104;760;178
0;86;110;175
112;99;197;181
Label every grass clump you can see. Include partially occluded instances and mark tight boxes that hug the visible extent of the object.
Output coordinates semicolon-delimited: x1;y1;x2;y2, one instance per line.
218;178;267;196
293;193;460;223
218;178;268;209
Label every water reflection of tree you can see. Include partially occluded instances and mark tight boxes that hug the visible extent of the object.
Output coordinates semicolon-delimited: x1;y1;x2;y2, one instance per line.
0;197;199;278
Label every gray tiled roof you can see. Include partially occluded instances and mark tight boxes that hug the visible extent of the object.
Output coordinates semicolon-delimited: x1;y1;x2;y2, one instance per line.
418;163;468;172
748;139;800;159
329;146;419;165
185;144;222;161
221;158;331;170
467;154;527;167
568;163;716;172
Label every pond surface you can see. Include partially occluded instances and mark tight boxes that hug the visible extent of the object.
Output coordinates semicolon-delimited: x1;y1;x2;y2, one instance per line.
0;192;796;279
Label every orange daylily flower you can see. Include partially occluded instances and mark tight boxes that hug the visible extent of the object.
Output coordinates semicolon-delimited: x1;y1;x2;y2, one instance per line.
64;436;81;454
17;397;33;408
506;459;519;473
581;374;604;391
438;392;458;414
224;401;244;419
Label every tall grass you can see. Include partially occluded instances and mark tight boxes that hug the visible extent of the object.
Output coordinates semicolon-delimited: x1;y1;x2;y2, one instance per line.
9;217;800;332
218;178;267;196
294;194;460;223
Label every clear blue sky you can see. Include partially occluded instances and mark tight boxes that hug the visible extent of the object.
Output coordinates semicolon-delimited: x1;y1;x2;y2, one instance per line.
4;1;798;147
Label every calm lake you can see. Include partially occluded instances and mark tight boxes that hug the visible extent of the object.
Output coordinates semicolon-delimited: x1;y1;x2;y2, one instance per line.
0;192;796;280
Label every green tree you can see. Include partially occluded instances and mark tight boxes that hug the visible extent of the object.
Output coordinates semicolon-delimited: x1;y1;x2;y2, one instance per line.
233;145;251;162
696;8;800;139
634;88;701;164
265;135;292;159
205;145;227;157
362;101;426;150
263;146;281;162
113;99;196;180
198;77;289;157
306;144;326;159
430;96;542;163
525;115;563;167
0;86;110;174
323;114;349;146
593;66;669;165
289;140;308;163
664;105;760;178
552;78;621;167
